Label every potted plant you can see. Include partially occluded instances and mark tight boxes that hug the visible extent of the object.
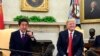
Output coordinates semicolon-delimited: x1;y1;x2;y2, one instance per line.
13;15;29;21
42;16;56;22
29;16;41;22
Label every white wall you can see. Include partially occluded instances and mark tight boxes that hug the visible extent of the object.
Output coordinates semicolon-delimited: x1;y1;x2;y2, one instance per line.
81;24;100;39
3;0;70;22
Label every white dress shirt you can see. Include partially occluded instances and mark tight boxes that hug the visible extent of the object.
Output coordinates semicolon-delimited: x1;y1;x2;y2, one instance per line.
20;30;35;41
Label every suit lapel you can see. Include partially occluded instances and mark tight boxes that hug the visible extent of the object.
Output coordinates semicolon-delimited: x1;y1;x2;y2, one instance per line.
64;30;69;48
73;31;78;47
17;30;24;44
66;30;69;44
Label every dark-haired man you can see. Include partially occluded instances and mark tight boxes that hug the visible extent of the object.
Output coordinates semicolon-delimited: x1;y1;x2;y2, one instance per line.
86;35;100;56
9;18;36;56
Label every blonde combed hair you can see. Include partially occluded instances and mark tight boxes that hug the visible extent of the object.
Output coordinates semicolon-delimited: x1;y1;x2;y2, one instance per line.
66;18;76;24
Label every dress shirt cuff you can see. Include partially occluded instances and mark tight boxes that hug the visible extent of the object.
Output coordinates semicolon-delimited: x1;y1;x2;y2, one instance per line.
31;38;35;41
63;54;66;56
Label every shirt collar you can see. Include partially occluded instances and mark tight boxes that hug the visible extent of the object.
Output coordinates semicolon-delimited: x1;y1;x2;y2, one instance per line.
68;30;74;35
20;30;26;35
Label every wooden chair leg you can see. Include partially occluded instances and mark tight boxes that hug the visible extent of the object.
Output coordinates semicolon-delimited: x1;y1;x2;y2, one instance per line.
0;51;2;56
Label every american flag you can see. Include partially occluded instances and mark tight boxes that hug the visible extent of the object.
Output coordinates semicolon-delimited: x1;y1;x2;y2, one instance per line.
68;0;81;28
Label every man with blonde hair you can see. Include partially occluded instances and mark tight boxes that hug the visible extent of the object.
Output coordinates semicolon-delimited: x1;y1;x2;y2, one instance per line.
57;18;84;56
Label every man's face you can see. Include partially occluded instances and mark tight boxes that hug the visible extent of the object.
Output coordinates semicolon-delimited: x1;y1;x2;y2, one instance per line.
91;1;97;8
67;21;76;31
19;22;28;32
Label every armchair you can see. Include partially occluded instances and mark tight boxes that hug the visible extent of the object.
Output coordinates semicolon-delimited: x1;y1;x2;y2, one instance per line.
0;29;17;56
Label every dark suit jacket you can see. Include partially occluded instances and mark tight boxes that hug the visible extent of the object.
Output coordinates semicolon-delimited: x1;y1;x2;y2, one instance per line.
9;30;36;56
93;35;100;47
85;7;100;19
57;30;84;56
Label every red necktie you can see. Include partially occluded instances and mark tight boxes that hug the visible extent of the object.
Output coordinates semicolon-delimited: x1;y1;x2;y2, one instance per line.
68;32;73;56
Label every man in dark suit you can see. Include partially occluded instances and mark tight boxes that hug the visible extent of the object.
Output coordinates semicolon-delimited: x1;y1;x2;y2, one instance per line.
57;18;84;56
86;35;100;56
85;0;100;19
9;18;36;56
93;35;100;47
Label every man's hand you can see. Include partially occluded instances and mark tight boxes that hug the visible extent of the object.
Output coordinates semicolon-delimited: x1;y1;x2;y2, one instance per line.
27;31;33;37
